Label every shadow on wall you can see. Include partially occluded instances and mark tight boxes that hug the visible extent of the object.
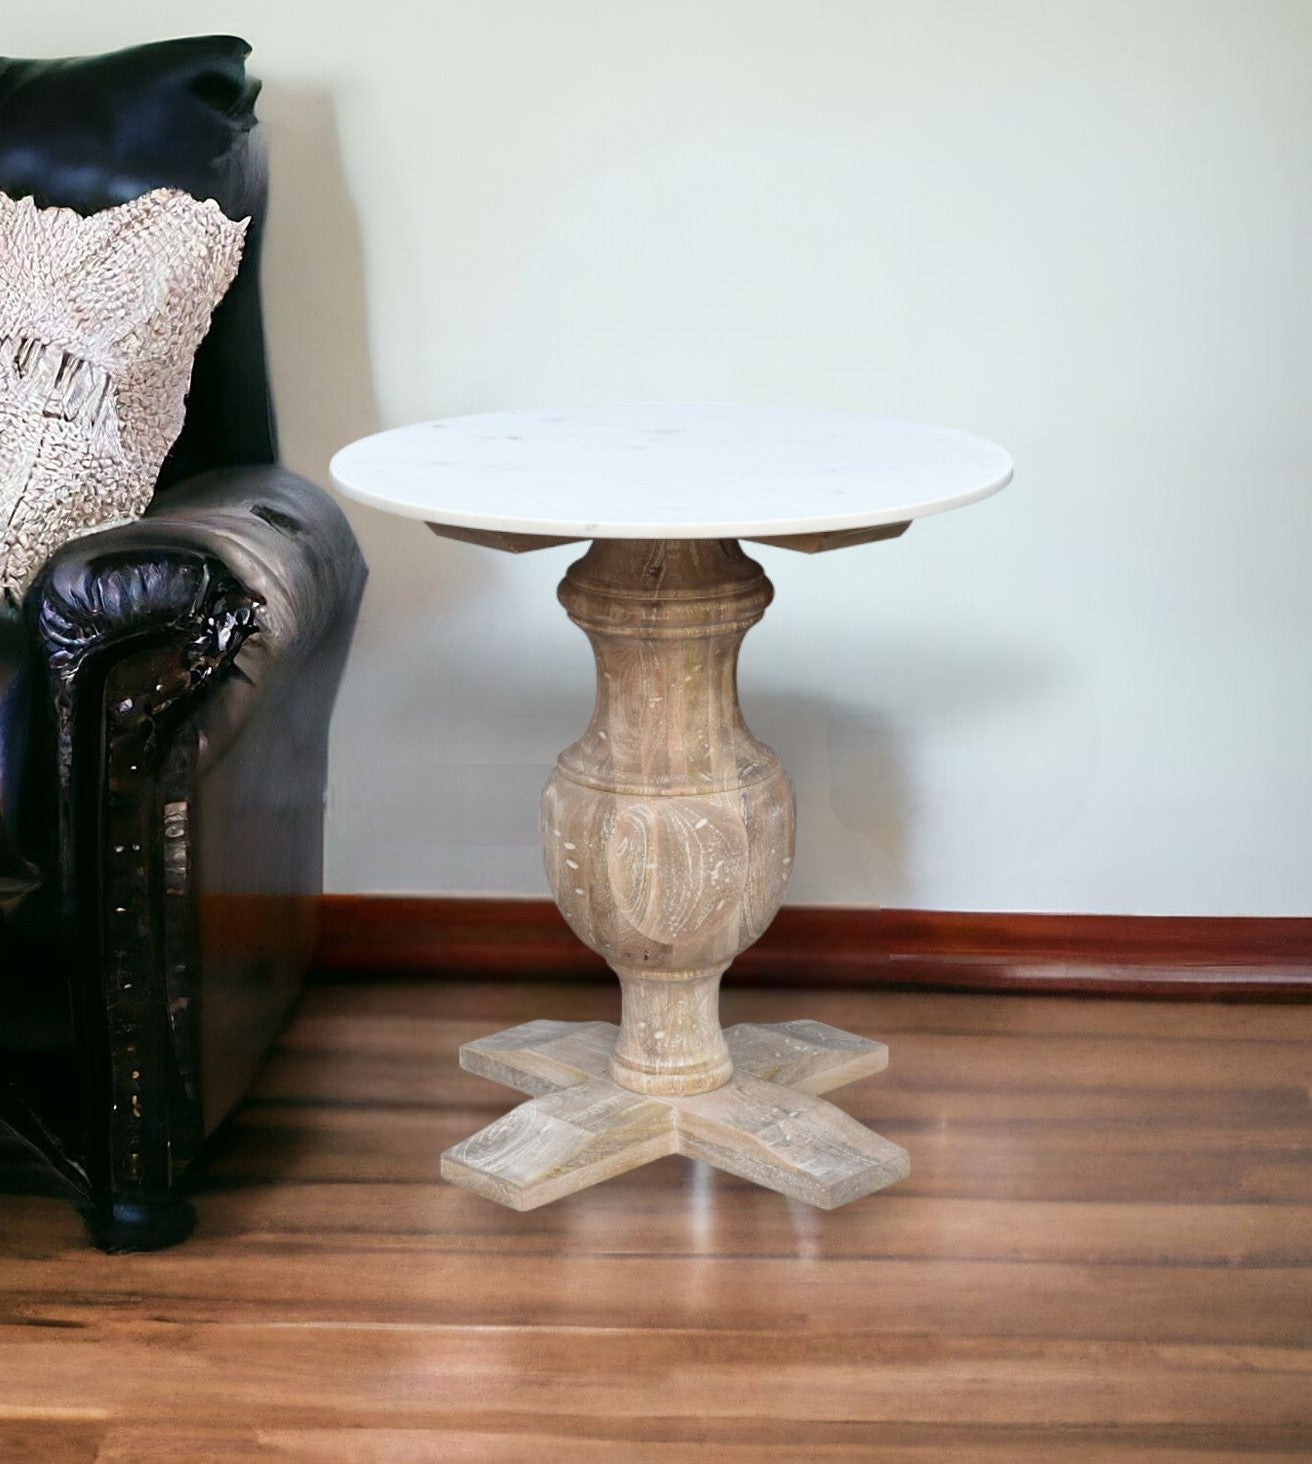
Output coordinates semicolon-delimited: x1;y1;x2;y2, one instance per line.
257;83;495;630
734;688;910;906
823;631;1093;900
825;701;912;886
741;626;1086;906
258;84;379;479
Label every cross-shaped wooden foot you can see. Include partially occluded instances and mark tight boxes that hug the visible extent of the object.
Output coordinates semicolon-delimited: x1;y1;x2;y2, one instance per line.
441;1019;909;1210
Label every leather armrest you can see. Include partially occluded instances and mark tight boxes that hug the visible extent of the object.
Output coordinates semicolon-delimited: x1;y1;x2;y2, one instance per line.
30;463;365;677
26;465;367;766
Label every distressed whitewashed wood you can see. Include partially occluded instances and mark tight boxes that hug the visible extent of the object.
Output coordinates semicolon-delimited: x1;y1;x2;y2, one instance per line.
459;1020;618;1096
439;1077;676;1211
541;538;794;1097
459;1018;888;1099
447;1020;908;1210
439;534;910;1210
721;1020;890;1095
678;1074;911;1209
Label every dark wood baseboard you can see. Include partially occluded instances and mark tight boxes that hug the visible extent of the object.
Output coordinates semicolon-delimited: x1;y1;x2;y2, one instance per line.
312;897;1312;1000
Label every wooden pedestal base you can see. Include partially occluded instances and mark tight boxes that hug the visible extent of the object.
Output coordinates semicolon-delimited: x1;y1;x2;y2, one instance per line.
441;1018;909;1210
440;537;909;1211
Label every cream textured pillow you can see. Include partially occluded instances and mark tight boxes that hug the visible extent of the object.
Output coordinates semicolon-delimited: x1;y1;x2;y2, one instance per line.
0;187;247;604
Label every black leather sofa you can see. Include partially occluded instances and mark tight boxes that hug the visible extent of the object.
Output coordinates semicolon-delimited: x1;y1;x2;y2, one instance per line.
0;37;367;1250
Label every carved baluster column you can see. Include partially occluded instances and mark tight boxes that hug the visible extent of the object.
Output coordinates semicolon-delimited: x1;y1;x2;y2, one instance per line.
540;538;795;1096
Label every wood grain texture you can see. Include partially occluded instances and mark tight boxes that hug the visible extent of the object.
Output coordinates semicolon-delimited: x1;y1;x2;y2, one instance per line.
541;538;794;1096
459;1017;889;1099
723;1019;890;1094
2;978;1310;1461
76;1428;1312;1463
745;519;911;552
445;1018;903;1209
313;897;1312;998
426;523;583;553
441;1076;676;1210
445;538;912;1210
674;1071;909;1207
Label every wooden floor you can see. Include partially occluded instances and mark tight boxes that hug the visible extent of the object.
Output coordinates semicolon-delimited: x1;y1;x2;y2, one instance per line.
1;979;1310;1462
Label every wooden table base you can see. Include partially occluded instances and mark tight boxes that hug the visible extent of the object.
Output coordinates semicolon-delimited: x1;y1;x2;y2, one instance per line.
441;1018;909;1210
440;538;909;1210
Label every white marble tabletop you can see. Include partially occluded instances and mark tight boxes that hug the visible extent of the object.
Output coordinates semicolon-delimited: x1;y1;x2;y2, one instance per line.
329;405;1012;539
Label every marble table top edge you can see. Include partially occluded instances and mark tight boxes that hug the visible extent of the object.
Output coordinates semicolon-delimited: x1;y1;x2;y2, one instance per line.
329;404;1013;541
328;477;1011;541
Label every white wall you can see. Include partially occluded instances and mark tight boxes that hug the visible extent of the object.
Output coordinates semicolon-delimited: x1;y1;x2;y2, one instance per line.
14;2;1312;913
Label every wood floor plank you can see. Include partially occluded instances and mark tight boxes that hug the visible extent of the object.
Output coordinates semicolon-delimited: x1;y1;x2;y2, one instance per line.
277;1010;1312;1079
0;1424;102;1464
253;1044;1311;1128
0;977;1308;1459
302;980;1312;1042
0;1326;1308;1428
199;1100;1312;1205
1;1250;1308;1344
84;1422;1312;1463
8;1187;1311;1268
183;1190;1312;1264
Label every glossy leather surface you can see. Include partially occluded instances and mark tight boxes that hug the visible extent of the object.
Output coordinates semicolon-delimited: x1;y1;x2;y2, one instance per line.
24;462;366;1129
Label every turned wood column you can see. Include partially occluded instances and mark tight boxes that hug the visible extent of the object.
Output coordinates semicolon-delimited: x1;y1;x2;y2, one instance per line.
541;539;795;1097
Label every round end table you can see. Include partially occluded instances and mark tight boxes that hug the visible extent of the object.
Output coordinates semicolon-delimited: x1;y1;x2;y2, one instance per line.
331;404;1011;1210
